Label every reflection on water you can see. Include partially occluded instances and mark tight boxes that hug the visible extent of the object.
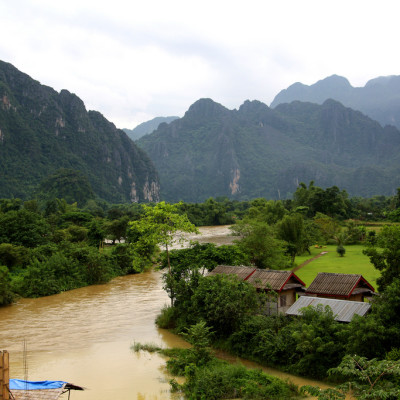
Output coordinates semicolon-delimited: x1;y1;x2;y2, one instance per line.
1;226;329;399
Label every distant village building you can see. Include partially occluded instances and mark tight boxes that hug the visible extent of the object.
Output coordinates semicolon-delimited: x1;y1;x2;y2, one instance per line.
304;272;375;302
285;296;372;323
206;266;306;314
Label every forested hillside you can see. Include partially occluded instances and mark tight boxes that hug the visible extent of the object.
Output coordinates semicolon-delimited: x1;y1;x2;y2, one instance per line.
137;98;400;202
0;60;160;203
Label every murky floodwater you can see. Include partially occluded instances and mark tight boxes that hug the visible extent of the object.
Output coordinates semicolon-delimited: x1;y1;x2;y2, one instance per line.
0;226;329;399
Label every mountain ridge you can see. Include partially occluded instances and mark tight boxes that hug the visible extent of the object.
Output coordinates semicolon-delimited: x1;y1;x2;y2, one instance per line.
123;116;179;141
137;97;400;202
271;74;400;129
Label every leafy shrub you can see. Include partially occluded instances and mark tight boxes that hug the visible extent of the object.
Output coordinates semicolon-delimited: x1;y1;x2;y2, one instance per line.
190;274;263;337
155;305;177;329
0;209;50;248
111;243;135;274
0;265;14;305
182;362;297;400
13;253;83;297
336;244;346;257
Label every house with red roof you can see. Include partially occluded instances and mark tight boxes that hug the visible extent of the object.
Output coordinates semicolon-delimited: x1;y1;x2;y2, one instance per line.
305;272;375;302
207;266;306;314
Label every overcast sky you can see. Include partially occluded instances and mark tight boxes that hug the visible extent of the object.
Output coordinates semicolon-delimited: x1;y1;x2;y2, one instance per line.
1;0;399;129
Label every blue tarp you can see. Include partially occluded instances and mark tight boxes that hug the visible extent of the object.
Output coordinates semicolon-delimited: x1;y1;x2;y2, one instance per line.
10;379;67;390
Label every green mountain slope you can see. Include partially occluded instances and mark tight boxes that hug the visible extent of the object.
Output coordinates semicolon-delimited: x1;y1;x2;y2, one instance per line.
137;98;400;202
0;60;160;203
271;74;400;129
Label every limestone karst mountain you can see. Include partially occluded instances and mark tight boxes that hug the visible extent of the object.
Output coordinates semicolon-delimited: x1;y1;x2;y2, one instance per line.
0;60;159;203
138;98;400;202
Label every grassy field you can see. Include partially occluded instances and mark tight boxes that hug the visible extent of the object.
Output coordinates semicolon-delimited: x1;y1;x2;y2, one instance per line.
293;244;380;290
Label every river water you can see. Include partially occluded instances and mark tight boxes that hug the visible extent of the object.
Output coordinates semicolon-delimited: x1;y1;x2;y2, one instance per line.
0;226;329;399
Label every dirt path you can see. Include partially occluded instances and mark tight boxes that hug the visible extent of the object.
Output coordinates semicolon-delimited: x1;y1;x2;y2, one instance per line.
292;251;328;272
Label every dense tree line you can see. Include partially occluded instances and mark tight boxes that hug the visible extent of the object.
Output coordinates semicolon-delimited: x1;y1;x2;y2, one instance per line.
0;198;146;305
2;180;400;305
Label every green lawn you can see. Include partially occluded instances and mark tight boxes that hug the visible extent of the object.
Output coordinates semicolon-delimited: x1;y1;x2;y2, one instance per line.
293;245;380;290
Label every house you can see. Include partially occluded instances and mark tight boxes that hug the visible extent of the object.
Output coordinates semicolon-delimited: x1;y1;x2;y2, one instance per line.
207;266;306;314
305;272;375;301
246;269;306;314
285;296;372;323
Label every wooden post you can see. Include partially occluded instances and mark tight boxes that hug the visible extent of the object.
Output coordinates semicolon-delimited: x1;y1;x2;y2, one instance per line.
0;350;10;400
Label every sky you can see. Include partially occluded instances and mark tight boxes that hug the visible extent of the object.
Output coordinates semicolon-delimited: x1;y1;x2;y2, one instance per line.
1;0;399;129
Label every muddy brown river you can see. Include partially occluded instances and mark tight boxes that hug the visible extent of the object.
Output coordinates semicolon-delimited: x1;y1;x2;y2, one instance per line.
0;226;330;399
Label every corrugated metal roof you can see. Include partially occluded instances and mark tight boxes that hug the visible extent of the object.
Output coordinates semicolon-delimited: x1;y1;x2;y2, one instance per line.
206;265;256;281
305;272;374;297
246;270;304;291
285;296;371;322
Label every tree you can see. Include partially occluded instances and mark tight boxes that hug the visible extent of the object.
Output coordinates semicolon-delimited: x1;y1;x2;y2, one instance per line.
190;274;263;337
87;218;106;247
0;265;14;306
293;182;349;218
345;279;400;358
246;198;287;224
231;218;288;269
36;168;95;207
105;216;130;244
0;209;50;248
129;202;198;274
158;242;249;275
291;305;346;378
313;213;341;243
363;225;400;292
181;321;213;366
276;213;307;265
329;355;400;400
0;243;29;270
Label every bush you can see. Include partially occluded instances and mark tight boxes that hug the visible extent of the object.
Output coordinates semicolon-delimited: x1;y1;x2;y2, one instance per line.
155;305;177;329
0;265;14;305
111;243;135;274
336;244;346;257
190;274;263;337
182;362;297;400
13;253;83;297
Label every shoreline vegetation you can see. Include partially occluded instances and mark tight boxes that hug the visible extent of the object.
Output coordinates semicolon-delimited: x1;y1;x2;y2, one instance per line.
132;325;303;400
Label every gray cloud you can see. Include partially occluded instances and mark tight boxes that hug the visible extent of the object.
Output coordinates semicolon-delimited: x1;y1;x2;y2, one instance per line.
1;0;399;128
